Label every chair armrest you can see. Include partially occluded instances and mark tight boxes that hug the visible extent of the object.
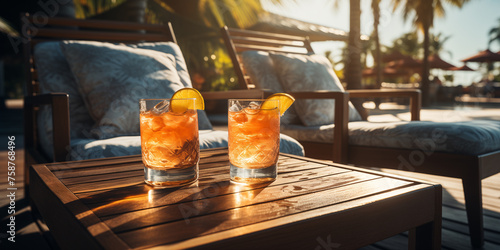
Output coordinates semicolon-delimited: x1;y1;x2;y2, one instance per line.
201;89;271;100
286;90;349;163
24;93;70;162
348;89;421;121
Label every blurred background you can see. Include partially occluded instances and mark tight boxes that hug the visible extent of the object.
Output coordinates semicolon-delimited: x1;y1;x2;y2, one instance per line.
1;0;500;106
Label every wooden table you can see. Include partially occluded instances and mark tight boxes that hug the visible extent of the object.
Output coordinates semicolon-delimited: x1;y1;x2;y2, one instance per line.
30;148;442;249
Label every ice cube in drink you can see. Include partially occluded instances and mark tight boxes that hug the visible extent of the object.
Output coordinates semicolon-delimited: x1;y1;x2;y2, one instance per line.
228;99;280;184
140;99;199;187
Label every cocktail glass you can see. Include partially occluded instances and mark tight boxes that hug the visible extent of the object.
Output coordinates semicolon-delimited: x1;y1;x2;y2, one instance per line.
228;99;280;184
140;98;199;187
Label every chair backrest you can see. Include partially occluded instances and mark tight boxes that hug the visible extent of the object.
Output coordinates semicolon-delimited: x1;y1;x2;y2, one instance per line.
23;13;177;97
221;26;314;90
22;13;178;163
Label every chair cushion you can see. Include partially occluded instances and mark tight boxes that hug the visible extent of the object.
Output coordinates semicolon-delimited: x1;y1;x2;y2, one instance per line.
35;41;212;160
69;130;305;160
270;53;362;126
129;42;192;88
281;120;500;155
34;42;95;158
240;51;300;124
61;41;178;139
60;41;212;139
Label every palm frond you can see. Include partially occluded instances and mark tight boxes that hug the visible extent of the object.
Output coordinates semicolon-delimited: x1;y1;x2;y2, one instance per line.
197;0;263;28
488;17;500;46
434;0;445;18
74;0;127;18
0;17;18;37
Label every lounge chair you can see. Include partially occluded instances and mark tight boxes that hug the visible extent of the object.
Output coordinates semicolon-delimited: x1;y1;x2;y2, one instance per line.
23;16;305;192
221;25;500;247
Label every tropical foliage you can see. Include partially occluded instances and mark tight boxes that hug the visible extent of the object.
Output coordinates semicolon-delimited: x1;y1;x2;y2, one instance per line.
358;30;454;88
2;0;475;97
70;0;267;91
489;17;500;48
145;0;265;91
488;18;500;81
429;32;451;57
74;0;127;18
0;17;18;37
389;31;420;57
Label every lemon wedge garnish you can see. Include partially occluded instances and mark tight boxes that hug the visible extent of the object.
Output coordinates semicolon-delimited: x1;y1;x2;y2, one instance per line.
170;88;205;113
261;93;295;116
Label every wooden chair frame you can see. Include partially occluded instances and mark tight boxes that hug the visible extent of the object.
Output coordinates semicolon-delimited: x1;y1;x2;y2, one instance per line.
23;16;270;249
221;25;500;247
23;14;177;185
21;14;182;248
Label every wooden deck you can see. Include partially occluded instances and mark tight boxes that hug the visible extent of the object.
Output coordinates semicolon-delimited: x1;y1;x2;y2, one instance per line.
1;151;499;249
360;168;500;250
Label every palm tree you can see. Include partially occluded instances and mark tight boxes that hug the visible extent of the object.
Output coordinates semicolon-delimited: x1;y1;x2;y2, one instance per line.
429;32;452;57
344;0;363;90
361;36;375;69
391;0;469;106
343;0;368;118
389;31;420;57
489;18;500;48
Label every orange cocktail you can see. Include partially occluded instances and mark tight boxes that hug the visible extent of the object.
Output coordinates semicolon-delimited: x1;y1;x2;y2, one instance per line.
228;99;280;184
140;98;199;187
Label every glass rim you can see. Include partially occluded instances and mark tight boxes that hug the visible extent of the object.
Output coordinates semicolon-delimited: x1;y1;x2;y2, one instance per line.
140;98;196;102
228;99;279;111
228;99;278;102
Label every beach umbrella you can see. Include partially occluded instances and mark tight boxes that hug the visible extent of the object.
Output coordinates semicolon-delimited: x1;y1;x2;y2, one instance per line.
247;12;353;42
362;67;406;76
461;49;500;63
386;56;421;69
448;64;476;86
448;65;475;71
381;51;408;63
427;54;456;69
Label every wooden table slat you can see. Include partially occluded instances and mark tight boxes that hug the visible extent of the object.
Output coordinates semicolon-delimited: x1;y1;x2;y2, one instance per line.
99;171;381;223
74;161;334;205
30;164;131;250
47;155;141;171
53;162;144;179
86;166;356;216
67;161;338;194
47;148;230;172
61;169;144;186
55;155;320;184
150;184;436;250
116;177;415;248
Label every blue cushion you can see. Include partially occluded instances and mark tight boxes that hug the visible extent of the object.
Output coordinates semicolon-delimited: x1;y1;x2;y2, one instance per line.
240;51;301;125
270;53;363;125
34;41;213;160
69;130;305;161
60;40;214;139
34;42;95;159
282;120;500;155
